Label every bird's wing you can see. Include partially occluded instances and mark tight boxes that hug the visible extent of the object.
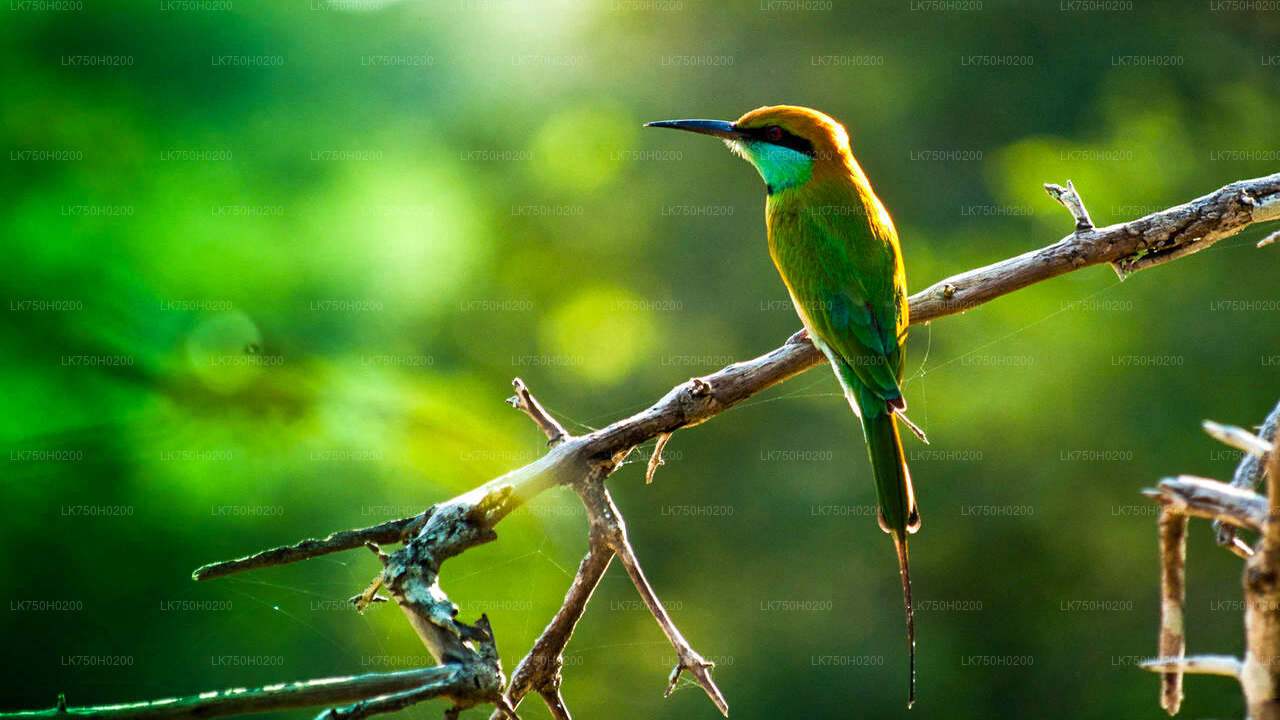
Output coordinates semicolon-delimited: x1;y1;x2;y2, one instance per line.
791;206;905;404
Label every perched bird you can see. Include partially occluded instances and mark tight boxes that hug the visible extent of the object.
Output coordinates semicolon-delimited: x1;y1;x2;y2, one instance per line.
647;105;924;707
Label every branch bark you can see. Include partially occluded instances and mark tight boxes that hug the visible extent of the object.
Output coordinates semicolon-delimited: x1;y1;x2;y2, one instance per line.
1244;442;1280;720
9;172;1280;720
1142;405;1280;719
1;667;485;720
1158;509;1188;714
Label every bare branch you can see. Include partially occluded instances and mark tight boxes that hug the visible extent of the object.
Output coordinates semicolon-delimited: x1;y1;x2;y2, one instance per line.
1;667;481;720
646;433;672;485
1044;179;1095;232
911;172;1280;319
536;689;570;720
1158;509;1188;715
192;511;432;581
1242;413;1280;720
578;481;729;717
508;377;567;446
498;543;614;718
1215;401;1280;551
316;681;461;720
1265;430;1280;558
1204;420;1275;459
1145;476;1267;532
1141;655;1243;678
1232;401;1280;491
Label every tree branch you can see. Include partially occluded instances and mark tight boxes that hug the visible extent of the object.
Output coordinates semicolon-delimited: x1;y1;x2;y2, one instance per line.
1142;655;1243;679
578;480;728;716
1141;401;1280;719
508;377;567;447
192;511;433;581
1144;476;1267;532
911;172;1280;318
1215;400;1280;553
2;667;485;720
497;543;614;719
1157;508;1188;715
1243;443;1280;720
1043;180;1095;232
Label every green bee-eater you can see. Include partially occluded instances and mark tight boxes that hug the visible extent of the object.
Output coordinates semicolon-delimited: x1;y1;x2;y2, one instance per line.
647;105;924;707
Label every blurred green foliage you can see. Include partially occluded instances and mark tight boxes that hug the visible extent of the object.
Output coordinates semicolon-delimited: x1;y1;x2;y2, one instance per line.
2;2;1279;719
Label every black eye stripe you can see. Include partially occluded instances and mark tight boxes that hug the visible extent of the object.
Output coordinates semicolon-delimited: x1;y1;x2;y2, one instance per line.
738;125;816;157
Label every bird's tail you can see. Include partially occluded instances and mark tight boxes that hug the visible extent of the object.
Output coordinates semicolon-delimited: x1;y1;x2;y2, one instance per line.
861;403;920;709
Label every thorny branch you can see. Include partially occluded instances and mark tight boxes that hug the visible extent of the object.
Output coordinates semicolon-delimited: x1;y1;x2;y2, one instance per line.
1142;402;1280;719
1157;509;1188;714
7;173;1280;720
1215;401;1280;556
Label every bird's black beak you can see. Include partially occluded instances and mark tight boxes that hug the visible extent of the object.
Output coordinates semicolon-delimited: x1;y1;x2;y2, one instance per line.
643;119;743;140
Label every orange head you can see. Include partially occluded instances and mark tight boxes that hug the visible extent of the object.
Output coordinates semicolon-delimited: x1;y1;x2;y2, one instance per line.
645;105;857;194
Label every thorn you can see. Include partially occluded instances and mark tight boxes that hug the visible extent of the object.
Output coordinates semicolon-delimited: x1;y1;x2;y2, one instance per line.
365;542;389;565
1226;535;1255;558
665;653;728;717
55;694;68;714
492;696;520;720
1044;180;1094;232
646;433;672;485
1259;229;1279;248
352;572;387;612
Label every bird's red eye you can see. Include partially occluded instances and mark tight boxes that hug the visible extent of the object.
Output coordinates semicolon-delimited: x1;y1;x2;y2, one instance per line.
766;125;784;141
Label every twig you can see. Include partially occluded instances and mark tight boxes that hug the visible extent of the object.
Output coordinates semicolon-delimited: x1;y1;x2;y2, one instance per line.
192;511;432;581
1158;509;1188;715
1203;420;1275;459
1230;401;1280;491
1141;402;1280;718
497;543;614;719
912;172;1280;317
578;481;729;717
1263;431;1280;557
1216;400;1280;551
1141;655;1243;678
1240;436;1280;720
1044;180;1095;232
0;667;477;720
1144;476;1267;532
317;680;468;720
508;377;567;446
535;690;570;720
646;433;672;484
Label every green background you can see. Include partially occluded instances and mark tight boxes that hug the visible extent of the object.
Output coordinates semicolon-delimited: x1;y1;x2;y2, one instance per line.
3;2;1279;718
